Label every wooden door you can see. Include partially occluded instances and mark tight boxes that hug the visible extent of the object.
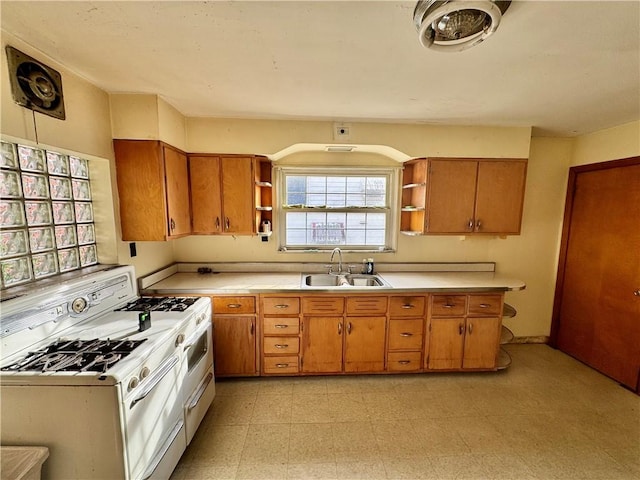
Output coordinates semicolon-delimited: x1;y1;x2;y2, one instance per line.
221;157;254;234
552;158;640;392
427;317;465;369
474;160;527;234
163;146;191;237
426;159;477;233
462;317;501;369
189;156;223;234
344;316;386;372
301;316;343;373
212;316;256;376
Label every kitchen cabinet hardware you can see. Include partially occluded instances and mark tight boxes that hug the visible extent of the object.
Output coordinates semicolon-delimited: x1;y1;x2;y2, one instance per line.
634;289;640;296
468;323;474;334
250;323;254;335
402;304;415;309
347;322;352;334
338;322;343;335
215;217;220;231
458;324;464;335
275;363;290;368
227;303;242;308
478;303;491;308
225;217;230;231
398;360;411;365
170;218;176;231
275;304;289;309
400;332;413;337
274;344;288;349
274;324;288;328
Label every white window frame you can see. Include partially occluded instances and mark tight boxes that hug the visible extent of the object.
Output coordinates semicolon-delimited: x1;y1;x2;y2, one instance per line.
275;166;400;252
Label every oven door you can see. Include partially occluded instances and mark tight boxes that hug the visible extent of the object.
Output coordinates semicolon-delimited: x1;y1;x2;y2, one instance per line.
183;321;215;444
122;353;186;480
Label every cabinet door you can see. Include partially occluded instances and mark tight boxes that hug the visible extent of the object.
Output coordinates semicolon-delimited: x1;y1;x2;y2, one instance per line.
344;316;386;373
427;318;465;370
221;157;254;234
462;317;501;369
301;316;343;373
163;146;191;237
189;156;223;234
474;161;526;234
426;160;477;233
212;316;256;376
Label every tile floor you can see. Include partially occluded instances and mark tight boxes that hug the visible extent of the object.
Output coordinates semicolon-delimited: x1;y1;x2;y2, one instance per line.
170;345;639;479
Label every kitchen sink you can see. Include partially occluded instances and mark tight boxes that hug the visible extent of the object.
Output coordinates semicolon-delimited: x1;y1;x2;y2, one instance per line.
301;273;389;288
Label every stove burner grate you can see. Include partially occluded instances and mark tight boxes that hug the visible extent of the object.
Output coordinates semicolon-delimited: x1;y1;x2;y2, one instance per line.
1;338;147;373
115;296;198;312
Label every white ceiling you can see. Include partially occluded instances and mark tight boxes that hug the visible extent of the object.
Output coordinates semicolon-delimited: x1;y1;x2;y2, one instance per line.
1;0;639;137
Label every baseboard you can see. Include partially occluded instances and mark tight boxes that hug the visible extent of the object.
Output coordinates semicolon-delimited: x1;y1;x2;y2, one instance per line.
508;336;550;344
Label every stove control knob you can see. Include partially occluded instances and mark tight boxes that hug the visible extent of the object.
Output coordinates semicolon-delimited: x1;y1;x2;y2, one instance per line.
128;377;139;391
196;314;204;325
70;297;88;314
175;333;186;347
140;367;150;380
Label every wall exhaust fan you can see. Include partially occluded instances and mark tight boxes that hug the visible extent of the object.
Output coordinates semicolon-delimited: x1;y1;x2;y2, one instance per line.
414;0;511;52
6;46;66;120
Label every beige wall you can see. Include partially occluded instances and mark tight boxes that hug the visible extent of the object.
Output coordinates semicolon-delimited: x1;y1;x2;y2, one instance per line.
572;120;640;166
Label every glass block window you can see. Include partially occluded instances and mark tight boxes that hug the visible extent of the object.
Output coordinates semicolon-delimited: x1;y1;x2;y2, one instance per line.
277;167;399;252
1;141;98;288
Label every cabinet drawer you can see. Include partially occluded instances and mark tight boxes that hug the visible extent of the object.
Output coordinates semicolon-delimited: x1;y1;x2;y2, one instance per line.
388;319;424;350
387;351;422;372
467;295;502;316
431;295;466;316
302;297;344;315
263;356;299;374
263;317;300;335
213;296;256;314
389;296;426;317
346;296;388;315
264;336;300;355
262;297;300;315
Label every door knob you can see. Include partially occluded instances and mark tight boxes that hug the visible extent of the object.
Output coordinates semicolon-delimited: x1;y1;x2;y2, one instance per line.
634;290;640;297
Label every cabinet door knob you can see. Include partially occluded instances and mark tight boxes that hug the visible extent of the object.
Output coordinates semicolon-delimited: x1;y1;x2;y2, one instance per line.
459;324;464;335
338;322;343;335
347;322;352;335
467;219;474;231
170;218;176;231
225;217;230;231
475;220;482;231
634;289;640;296
215;217;220;231
468;323;473;334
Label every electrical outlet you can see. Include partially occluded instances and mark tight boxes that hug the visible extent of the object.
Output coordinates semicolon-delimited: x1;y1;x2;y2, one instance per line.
129;242;137;257
333;123;351;141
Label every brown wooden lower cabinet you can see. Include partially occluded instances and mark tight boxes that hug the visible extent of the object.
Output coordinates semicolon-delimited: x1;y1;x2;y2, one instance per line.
204;292;506;377
211;295;258;377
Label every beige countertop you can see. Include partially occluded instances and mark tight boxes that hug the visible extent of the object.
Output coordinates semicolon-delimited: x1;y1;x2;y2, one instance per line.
141;270;525;294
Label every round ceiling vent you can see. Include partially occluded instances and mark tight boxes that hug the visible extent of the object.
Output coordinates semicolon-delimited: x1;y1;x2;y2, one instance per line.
414;0;511;52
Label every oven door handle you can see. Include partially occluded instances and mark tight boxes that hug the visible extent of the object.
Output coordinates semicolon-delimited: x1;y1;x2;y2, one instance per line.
130;355;179;409
141;419;184;480
183;322;210;351
188;372;214;411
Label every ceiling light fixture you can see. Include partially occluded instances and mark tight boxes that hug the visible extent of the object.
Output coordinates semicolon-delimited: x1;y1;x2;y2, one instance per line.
414;0;511;52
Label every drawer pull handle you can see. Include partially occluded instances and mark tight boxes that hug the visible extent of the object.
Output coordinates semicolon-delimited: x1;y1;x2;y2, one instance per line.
275;344;289;349
227;303;242;308
478;303;491;308
398;360;411;365
468;323;473;334
347;322;352;335
274;324;288;329
275;363;290;368
444;304;454;308
338;322;342;335
275;304;289;309
401;304;414;309
459;324;464;335
400;332;413;337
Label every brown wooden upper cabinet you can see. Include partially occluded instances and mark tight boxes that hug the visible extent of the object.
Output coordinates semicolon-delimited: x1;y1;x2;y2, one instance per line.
400;158;527;235
114;140;191;241
189;155;266;235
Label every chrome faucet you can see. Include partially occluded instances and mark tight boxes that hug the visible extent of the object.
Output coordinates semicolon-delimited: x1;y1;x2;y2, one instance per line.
329;247;344;275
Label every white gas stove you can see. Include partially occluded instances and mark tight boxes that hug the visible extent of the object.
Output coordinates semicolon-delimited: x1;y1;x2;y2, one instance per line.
0;265;215;480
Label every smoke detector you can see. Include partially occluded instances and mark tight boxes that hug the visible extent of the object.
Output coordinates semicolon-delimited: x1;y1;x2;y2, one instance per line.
414;0;511;52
